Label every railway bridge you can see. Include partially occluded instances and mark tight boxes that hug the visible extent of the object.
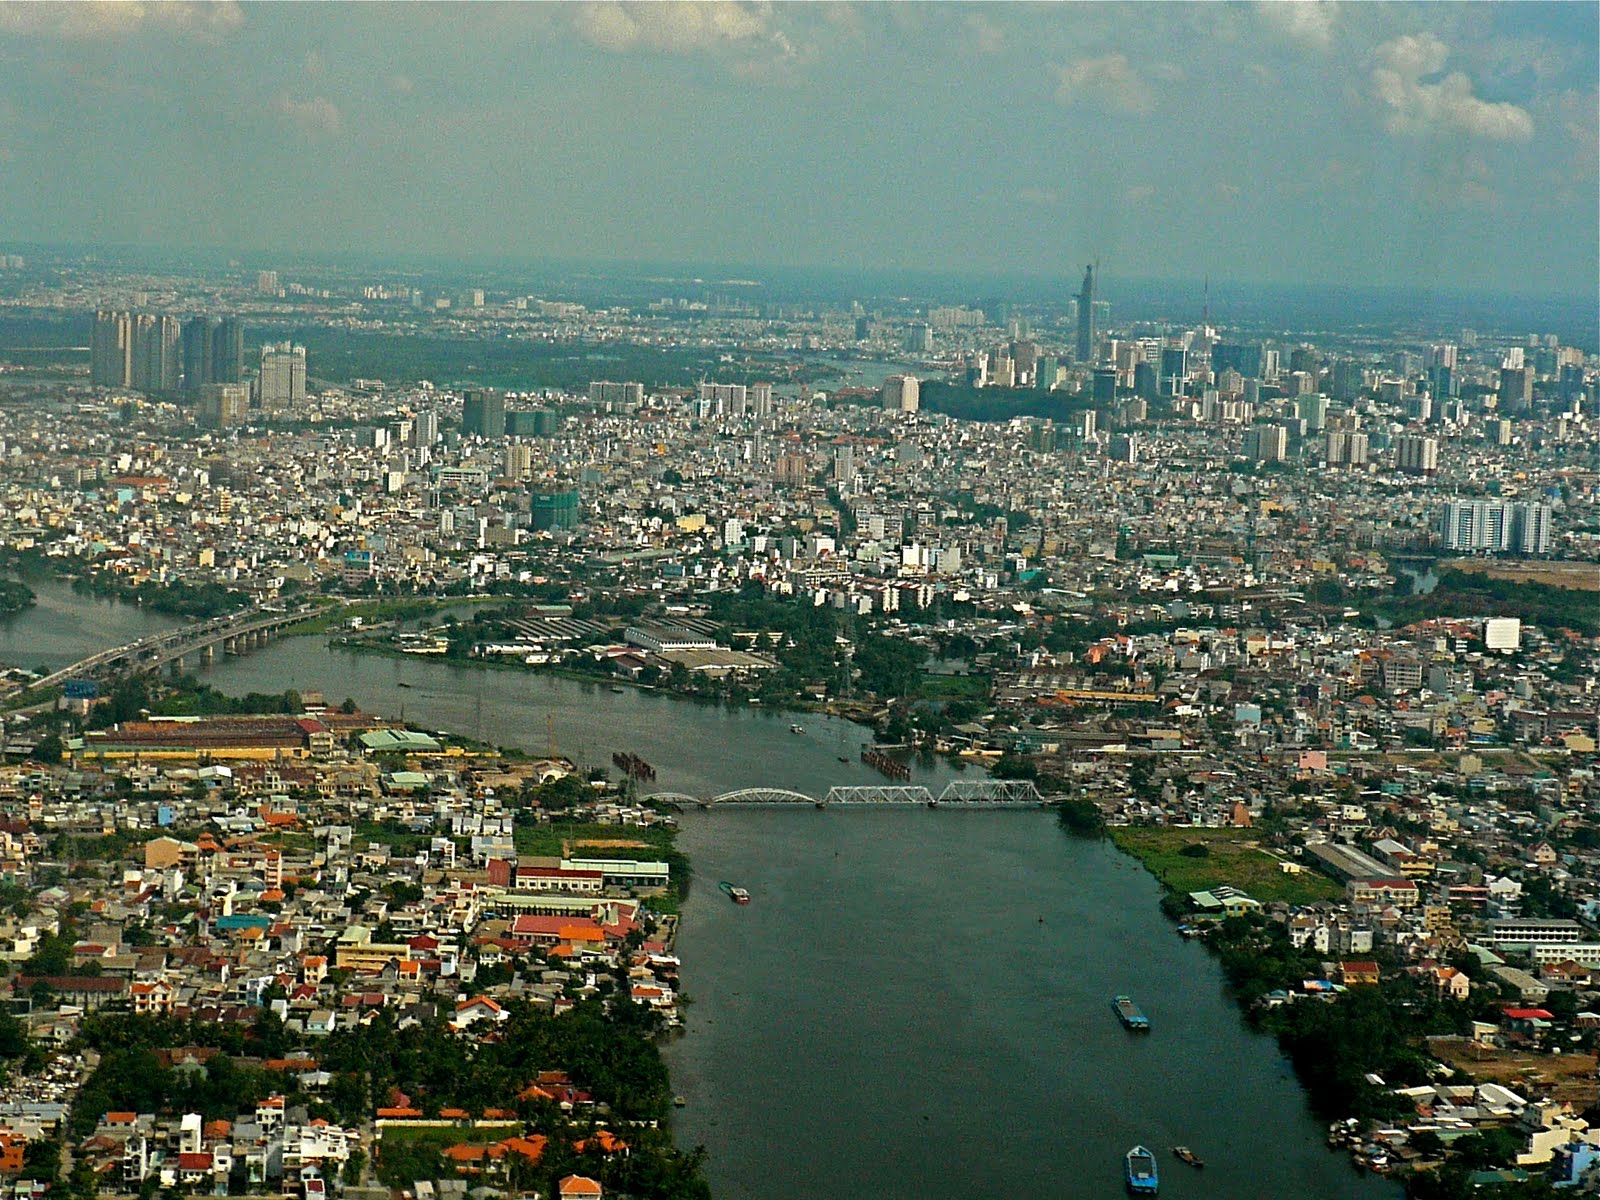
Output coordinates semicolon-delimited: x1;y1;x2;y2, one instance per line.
646;780;1050;808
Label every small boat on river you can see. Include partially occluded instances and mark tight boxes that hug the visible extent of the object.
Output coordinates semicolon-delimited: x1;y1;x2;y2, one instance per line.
718;881;751;905
1125;1145;1159;1194
1173;1146;1204;1168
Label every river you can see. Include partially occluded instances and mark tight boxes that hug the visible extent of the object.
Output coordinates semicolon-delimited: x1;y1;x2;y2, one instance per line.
1;585;1396;1198
0;575;184;673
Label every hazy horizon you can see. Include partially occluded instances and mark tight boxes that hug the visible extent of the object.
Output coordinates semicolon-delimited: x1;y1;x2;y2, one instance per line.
1;2;1595;298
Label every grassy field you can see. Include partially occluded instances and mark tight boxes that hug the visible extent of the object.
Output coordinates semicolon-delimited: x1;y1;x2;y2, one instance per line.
915;672;991;701
513;821;676;859
1110;826;1344;906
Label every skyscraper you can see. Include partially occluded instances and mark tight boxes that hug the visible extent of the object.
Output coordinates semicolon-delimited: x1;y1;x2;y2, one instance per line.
1243;424;1288;463
91;310;133;387
182;317;215;391
1075;264;1095;363
1395;434;1439;476
1211;342;1263;379
750;382;773;417
460;388;506;437
1158;346;1188;397
1441;500;1551;555
881;375;920;413
412;410;440;447
131;314;181;392
213;318;246;384
197;383;250;429
257;342;307;411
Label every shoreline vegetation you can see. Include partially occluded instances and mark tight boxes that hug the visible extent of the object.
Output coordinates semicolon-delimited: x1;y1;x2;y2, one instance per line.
0;578;34;617
1107;823;1550;1199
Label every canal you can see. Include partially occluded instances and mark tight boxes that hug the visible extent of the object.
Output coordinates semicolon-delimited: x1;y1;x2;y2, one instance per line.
1;587;1396;1198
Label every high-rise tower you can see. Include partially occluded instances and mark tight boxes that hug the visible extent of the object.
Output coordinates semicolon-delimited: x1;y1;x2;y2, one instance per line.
182;317;215;391
1075;264;1095;363
213;318;246;384
91;310;133;387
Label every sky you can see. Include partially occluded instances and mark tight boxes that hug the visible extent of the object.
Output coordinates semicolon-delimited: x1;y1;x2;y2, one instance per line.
0;1;1595;297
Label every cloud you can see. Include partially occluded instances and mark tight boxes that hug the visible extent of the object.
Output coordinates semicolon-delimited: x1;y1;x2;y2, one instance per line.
572;2;772;55
1255;1;1336;49
274;93;341;137
1417;152;1502;211
1054;53;1154;114
1557;89;1599;170
963;12;1004;56
0;1;242;40
1371;33;1535;141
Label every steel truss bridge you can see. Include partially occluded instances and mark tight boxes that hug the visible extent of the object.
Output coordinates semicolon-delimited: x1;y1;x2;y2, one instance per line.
648;780;1047;808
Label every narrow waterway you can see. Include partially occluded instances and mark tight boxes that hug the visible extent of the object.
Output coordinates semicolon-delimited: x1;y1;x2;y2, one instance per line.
0;589;1397;1197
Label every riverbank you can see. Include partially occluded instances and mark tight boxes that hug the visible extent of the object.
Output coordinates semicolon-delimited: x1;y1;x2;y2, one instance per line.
1108;822;1475;1190
332;632;892;727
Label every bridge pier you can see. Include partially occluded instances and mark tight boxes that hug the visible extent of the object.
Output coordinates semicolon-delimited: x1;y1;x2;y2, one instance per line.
169;655;186;676
225;637;240;655
201;644;215;664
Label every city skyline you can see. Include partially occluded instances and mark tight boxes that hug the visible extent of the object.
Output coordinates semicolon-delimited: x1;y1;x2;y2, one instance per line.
0;2;1594;297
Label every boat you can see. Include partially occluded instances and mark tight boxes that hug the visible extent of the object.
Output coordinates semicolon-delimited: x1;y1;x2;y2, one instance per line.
838;755;850;763
673;1096;686;1108
717;881;751;905
611;685;625;693
1112;995;1150;1031
790;723;805;734
396;682;412;689
1125;1145;1159;1194
1172;1146;1203;1169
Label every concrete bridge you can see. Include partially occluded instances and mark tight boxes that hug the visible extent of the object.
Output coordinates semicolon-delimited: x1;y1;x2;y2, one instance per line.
31;603;321;693
648;780;1049;809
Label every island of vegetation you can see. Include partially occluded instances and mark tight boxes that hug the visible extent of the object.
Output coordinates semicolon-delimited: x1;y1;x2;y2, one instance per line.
0;578;35;616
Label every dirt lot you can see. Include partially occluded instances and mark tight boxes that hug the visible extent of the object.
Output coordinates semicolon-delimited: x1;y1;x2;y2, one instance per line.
1428;1037;1597;1107
1445;559;1600;592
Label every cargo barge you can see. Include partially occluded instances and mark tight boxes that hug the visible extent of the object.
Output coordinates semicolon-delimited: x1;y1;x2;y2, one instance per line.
1112;995;1150;1031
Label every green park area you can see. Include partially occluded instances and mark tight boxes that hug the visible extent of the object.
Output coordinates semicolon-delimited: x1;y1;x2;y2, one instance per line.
1111;827;1344;906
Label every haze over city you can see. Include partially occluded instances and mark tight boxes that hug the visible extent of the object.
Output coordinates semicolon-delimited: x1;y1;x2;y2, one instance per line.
0;1;1595;295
